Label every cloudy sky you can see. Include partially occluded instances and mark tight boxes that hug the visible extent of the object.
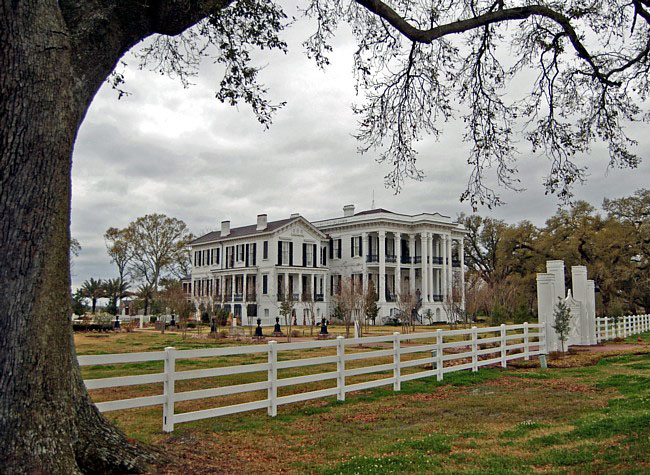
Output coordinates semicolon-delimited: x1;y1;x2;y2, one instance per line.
70;3;650;288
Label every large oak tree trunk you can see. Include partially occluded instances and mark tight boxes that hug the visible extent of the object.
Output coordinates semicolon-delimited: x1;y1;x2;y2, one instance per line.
0;2;154;473
1;0;229;471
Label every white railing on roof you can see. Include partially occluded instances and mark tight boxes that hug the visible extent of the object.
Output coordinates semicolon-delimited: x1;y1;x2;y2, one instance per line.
79;322;546;432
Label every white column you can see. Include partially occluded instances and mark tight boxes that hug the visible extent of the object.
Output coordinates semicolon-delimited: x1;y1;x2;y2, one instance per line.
379;231;386;303
242;273;248;324
409;234;416;295
362;232;369;292
395;232;401;296
311;273;316;301
421;233;429;302
441;235;448;300
586;280;597;345
428;234;435;302
284;272;289;298
243;273;248;301
230;275;235;302
460;237;465;310
298;272;303;301
447;235;453;297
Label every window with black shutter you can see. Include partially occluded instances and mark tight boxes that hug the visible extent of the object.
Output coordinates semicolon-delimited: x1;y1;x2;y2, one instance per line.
289;242;294;266
337;239;342;258
216;248;220;265
351;236;354;257
262;275;268;294
359;236;363;257
302;243;307;267
313;244;317;268
329;239;333;259
252;243;257;265
245;243;249;266
263;240;268;259
277;241;282;265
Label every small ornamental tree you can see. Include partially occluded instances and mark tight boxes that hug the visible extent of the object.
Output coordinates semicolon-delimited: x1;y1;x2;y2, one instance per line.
363;280;379;330
279;295;296;342
552;300;572;353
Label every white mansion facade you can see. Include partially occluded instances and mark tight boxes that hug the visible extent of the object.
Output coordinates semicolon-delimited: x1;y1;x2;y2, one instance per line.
188;205;466;325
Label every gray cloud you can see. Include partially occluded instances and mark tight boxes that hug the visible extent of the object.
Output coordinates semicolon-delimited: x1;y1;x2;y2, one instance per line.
70;10;650;288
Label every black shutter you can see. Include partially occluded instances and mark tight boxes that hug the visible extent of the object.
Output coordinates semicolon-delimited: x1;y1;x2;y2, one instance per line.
351;236;354;257
329;239;333;258
263;275;268;294
252;243;257;265
330;276;333;295
289;242;294;266
278;241;282;265
302;243;307;267
337;239;342;258
313;244;317;268
245;244;249;267
216;248;220;265
263;240;268;259
359;237;363;257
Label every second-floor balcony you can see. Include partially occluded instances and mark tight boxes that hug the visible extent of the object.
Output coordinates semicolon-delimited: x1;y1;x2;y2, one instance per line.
413;256;422;264
385;255;396;263
246;292;257;301
301;293;313;302
366;254;379;263
452;259;461;267
315;293;324;302
432;294;443;302
386;293;396;302
432;256;443;264
401;256;412;264
233;293;243;302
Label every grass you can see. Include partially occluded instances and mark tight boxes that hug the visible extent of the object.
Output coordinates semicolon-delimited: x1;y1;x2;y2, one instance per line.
73;329;650;474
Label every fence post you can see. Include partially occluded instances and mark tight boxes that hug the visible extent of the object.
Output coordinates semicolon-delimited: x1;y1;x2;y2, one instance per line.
524;322;530;360
268;341;277;416
436;329;443;381
393;332;401;391
604;317;608;340
337;336;346;401
163;347;176;433
471;326;478;372
500;324;507;368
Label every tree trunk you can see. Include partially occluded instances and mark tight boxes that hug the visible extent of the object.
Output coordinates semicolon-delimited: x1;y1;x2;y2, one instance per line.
0;3;154;473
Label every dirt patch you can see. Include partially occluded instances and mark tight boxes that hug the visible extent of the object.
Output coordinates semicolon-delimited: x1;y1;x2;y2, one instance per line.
344;413;379;423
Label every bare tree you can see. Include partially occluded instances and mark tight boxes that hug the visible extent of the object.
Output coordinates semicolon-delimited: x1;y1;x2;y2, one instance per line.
279;294;297;342
397;292;418;334
334;276;365;338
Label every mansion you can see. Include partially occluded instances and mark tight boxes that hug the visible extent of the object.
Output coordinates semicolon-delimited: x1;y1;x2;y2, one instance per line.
187;205;467;325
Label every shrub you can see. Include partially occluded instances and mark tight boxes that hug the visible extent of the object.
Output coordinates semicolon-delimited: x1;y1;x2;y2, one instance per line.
291;329;301;338
187;322;196;329
201;311;210;324
490;304;508;325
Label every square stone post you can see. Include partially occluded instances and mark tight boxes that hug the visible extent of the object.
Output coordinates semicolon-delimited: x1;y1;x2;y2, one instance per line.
537;273;558;352
586;280;596;345
428;234;434;303
447;235;453;297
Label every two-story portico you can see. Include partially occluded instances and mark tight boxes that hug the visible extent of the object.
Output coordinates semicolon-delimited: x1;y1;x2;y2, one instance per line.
190;214;329;326
312;205;467;321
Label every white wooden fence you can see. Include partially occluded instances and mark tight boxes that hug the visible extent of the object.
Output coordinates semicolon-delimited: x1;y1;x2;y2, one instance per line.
79;323;546;432
596;314;650;342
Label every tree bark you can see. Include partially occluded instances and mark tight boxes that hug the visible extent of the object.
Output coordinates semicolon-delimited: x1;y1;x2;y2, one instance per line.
0;0;227;472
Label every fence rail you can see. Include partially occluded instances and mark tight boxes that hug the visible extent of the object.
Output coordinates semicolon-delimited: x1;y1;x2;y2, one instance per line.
595;314;650;342
79;323;546;432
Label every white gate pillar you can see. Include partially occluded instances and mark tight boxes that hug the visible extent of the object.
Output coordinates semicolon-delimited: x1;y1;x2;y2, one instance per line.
537;273;558;352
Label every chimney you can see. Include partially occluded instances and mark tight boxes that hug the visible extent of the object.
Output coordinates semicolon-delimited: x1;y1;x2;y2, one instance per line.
220;220;230;237
256;214;267;231
343;204;355;217
290;213;300;219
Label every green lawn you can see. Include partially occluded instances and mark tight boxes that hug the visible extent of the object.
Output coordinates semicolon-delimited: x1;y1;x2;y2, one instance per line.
74;329;650;474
